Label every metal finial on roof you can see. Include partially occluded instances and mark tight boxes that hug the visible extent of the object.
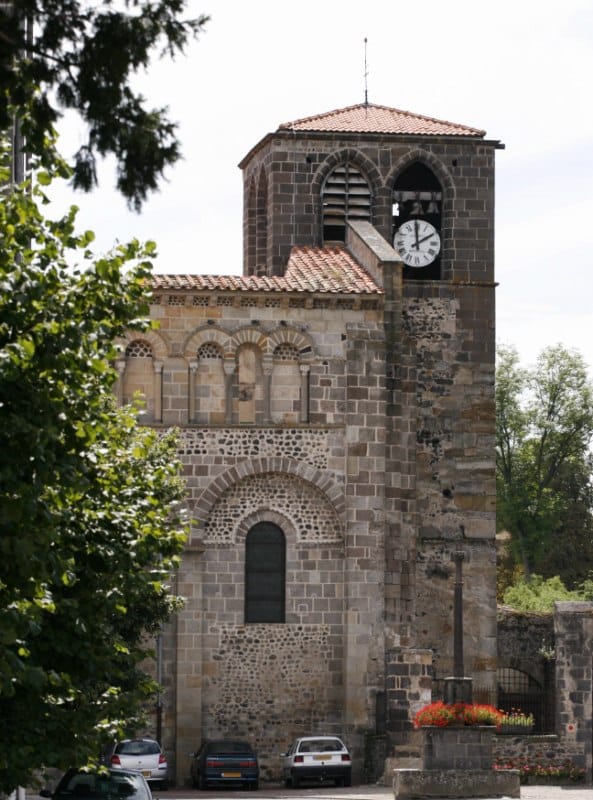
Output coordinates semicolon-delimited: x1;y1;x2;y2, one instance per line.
364;37;369;107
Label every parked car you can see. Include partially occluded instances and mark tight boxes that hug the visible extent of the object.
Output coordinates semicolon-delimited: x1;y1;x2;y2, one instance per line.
40;768;152;800
282;735;352;788
190;739;259;790
108;738;169;789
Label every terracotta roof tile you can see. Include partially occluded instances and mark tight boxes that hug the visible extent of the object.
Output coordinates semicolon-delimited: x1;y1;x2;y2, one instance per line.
152;246;383;295
278;102;485;137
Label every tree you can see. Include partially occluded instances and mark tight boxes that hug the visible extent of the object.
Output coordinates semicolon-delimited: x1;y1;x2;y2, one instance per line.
496;344;593;586
502;574;583;613
0;144;188;793
0;0;209;209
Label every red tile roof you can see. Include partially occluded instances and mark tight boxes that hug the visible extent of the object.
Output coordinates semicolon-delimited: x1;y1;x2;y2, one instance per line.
278;102;485;137
152;246;383;295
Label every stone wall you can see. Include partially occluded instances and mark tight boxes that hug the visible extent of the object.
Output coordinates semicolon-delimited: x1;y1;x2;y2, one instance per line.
241;132;496;283
554;602;593;779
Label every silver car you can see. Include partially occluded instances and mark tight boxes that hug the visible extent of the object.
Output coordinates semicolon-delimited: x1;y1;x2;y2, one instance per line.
108;738;169;789
41;768;152;800
283;735;352;788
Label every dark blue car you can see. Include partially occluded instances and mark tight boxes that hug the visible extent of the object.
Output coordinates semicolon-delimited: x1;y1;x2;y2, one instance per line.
190;739;259;790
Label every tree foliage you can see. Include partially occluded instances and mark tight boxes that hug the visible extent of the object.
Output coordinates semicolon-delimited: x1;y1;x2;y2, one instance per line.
0;0;209;209
496;344;593;587
0;145;188;793
502;574;584;613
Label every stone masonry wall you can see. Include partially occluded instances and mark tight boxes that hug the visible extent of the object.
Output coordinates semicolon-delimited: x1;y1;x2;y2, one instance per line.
554;602;593;779
392;281;497;691
241;132;496;283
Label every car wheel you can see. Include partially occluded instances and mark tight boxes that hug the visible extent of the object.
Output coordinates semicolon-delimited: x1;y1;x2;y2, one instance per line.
251;781;259;791
159;781;168;791
291;773;300;789
343;773;352;787
199;773;208;790
284;778;292;788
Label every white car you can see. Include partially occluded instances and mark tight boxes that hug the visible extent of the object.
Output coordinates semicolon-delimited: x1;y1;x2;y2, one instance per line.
282;735;352;788
108;738;169;789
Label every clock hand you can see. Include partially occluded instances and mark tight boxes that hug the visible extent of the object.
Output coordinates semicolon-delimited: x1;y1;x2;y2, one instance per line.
413;219;420;249
417;232;438;246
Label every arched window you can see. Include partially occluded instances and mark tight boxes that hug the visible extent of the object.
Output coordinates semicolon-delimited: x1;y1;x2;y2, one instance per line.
245;522;286;623
322;162;371;244
123;339;155;418
392;162;443;280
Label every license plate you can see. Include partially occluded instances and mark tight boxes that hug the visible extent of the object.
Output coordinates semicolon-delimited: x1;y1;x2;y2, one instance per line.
222;772;241;778
141;771;151;777
313;755;327;761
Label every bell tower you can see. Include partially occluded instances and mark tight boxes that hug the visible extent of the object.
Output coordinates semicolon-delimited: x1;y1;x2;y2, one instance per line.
239;102;503;281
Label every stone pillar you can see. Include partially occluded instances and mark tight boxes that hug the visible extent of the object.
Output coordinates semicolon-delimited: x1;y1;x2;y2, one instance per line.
443;551;473;705
385;647;432;740
223;359;235;424
188;360;198;423
153;361;163;423
299;364;310;423
262;356;273;423
114;359;126;405
554;601;593;782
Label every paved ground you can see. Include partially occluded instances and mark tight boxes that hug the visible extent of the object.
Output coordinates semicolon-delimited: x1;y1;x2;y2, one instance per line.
149;783;593;800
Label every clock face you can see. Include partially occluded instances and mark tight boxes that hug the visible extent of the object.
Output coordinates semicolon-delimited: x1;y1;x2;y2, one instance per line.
394;219;441;268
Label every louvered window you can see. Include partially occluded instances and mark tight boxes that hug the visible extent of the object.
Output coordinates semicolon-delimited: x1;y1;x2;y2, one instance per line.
245;523;286;623
322;163;371;243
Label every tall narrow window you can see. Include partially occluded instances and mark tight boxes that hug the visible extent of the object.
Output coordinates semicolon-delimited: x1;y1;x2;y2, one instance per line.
322;163;371;244
245;522;286;623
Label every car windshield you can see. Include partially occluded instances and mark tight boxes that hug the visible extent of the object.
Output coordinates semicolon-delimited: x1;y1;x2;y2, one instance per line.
56;771;150;800
206;741;252;754
298;739;343;752
116;741;160;756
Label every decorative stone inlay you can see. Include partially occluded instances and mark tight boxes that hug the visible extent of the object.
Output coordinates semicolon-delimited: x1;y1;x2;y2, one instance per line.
178;427;331;468
273;343;299;361
125;340;153;358
197;342;222;360
202;472;342;544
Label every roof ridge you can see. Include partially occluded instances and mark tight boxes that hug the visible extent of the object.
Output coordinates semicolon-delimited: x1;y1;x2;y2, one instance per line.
278;102;485;136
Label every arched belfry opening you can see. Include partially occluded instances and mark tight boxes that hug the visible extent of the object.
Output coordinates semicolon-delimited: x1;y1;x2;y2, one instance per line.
392;162;443;280
322;162;372;244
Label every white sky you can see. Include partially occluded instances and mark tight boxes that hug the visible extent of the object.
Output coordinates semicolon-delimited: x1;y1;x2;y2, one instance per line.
48;0;593;375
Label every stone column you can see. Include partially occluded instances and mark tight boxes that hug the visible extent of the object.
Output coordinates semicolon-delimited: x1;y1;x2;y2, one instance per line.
299;364;310;423
262;356;273;424
114;359;126;405
223;359;235;424
153;361;163;423
444;551;473;705
188;360;198;423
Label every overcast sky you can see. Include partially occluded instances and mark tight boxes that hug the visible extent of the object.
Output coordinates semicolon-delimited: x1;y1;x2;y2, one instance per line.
49;0;593;375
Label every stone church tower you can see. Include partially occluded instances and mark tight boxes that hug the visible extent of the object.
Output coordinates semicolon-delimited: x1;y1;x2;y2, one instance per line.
115;102;503;784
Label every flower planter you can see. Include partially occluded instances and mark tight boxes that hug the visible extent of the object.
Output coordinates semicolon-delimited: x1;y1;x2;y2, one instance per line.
498;723;534;735
421;725;496;770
